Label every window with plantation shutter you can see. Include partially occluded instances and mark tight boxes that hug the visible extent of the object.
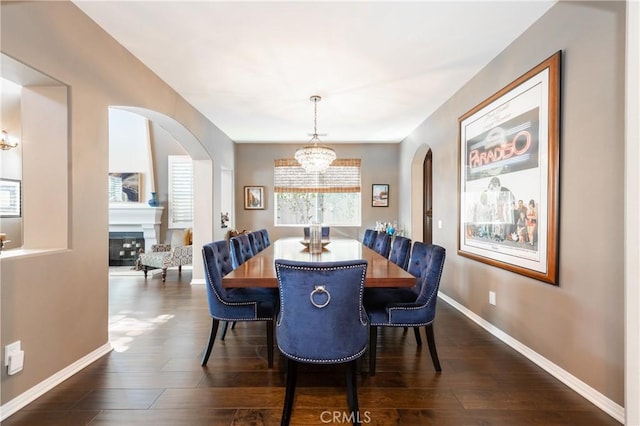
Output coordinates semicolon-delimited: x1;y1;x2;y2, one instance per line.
168;155;193;228
274;159;361;226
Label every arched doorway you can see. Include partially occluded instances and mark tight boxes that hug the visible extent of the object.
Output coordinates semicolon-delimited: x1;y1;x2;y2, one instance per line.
423;149;433;244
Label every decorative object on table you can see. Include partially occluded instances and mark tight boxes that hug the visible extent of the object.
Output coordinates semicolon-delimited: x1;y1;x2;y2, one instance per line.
108;172;141;203
0;179;21;218
147;191;160;207
274;259;368;426
244;186;265;209
372;184;389;207
294;95;336;173
458;51;561;285
0;130;19;150
308;223;323;254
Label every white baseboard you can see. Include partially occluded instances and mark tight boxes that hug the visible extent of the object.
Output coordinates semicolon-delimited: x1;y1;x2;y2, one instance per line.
190;278;206;285
0;342;112;422
438;293;625;424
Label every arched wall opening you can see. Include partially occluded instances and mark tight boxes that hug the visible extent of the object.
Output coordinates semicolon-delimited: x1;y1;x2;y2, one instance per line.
110;106;218;283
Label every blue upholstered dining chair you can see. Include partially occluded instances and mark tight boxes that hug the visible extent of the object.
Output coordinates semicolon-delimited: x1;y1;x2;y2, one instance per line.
258;228;271;247
303;226;330;240
363;242;446;376
230;234;254;269
372;232;392;258
388;235;411;270
200;240;278;367
322;226;330;239
248;231;264;254
274;259;369;426
362;229;377;249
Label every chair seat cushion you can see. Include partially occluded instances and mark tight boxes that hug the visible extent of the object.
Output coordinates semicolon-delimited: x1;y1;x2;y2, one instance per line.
225;288;279;318
364;287;419;325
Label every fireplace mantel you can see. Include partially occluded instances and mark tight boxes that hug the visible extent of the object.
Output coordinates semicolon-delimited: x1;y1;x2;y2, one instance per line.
109;204;164;252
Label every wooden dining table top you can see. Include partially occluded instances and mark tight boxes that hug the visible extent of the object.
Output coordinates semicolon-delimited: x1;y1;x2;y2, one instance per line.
223;237;416;288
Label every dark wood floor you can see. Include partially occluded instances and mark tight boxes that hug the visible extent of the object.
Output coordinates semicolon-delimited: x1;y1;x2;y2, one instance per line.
3;269;619;425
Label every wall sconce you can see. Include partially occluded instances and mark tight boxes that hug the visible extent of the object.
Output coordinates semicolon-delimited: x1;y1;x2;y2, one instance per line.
1;130;19;151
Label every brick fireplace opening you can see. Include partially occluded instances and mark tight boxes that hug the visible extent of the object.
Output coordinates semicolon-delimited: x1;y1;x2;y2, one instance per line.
109;232;144;266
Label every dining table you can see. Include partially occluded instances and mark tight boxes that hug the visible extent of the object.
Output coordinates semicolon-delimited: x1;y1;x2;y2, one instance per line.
223;237;416;288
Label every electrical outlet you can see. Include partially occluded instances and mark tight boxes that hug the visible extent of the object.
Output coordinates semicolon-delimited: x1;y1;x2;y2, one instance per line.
4;341;21;366
489;291;497;306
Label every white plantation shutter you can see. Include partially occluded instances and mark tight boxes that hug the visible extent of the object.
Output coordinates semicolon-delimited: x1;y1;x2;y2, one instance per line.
168;155;193;228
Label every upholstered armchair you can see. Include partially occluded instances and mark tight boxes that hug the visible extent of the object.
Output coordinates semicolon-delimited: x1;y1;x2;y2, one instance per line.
364;242;446;375
138;243;193;282
274;259;369;426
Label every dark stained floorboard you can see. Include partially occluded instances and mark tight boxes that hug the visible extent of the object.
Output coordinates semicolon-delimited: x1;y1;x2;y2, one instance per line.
2;270;619;425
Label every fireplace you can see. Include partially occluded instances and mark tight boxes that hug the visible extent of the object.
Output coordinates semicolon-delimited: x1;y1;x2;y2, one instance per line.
109;232;144;266
108;205;164;254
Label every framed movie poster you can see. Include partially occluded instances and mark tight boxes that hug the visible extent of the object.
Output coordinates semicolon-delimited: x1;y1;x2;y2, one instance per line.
458;51;561;285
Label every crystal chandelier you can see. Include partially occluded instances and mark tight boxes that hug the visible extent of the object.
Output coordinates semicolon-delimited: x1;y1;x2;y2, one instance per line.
294;95;336;173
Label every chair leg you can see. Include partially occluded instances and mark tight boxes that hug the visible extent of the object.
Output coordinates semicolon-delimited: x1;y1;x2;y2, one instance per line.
413;327;422;346
369;326;378;376
161;268;167;282
346;360;361;426
201;318;220;366
220;321;230;340
266;320;274;368
142;266;149;279
281;359;297;426
178;265;182;275
425;323;441;372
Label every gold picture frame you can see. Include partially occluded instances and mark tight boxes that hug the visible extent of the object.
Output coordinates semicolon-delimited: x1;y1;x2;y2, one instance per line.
458;51;561;285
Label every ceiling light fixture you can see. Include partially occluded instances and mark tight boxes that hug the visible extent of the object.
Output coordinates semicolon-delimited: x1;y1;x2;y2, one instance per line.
294;95;336;173
0;130;19;151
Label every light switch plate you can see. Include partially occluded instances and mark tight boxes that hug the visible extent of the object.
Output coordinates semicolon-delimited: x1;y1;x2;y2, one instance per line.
5;341;21;366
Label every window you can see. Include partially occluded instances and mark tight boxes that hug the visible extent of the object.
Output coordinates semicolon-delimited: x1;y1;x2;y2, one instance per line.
168;155;193;228
274;159;361;226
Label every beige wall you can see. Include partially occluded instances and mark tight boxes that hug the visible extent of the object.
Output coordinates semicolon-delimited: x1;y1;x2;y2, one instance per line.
0;1;233;407
400;1;625;405
235;143;399;241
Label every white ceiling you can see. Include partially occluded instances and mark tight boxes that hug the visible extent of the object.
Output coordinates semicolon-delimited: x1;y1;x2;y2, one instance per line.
72;1;555;143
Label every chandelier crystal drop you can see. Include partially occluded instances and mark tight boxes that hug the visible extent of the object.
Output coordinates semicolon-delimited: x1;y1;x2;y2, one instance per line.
294;95;336;173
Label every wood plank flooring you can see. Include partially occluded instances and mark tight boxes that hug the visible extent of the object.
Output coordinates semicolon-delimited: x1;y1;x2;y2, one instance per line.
3;270;619;425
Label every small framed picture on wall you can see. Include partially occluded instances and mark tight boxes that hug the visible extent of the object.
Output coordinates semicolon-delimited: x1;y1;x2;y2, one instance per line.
372;184;389;207
244;186;265;210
